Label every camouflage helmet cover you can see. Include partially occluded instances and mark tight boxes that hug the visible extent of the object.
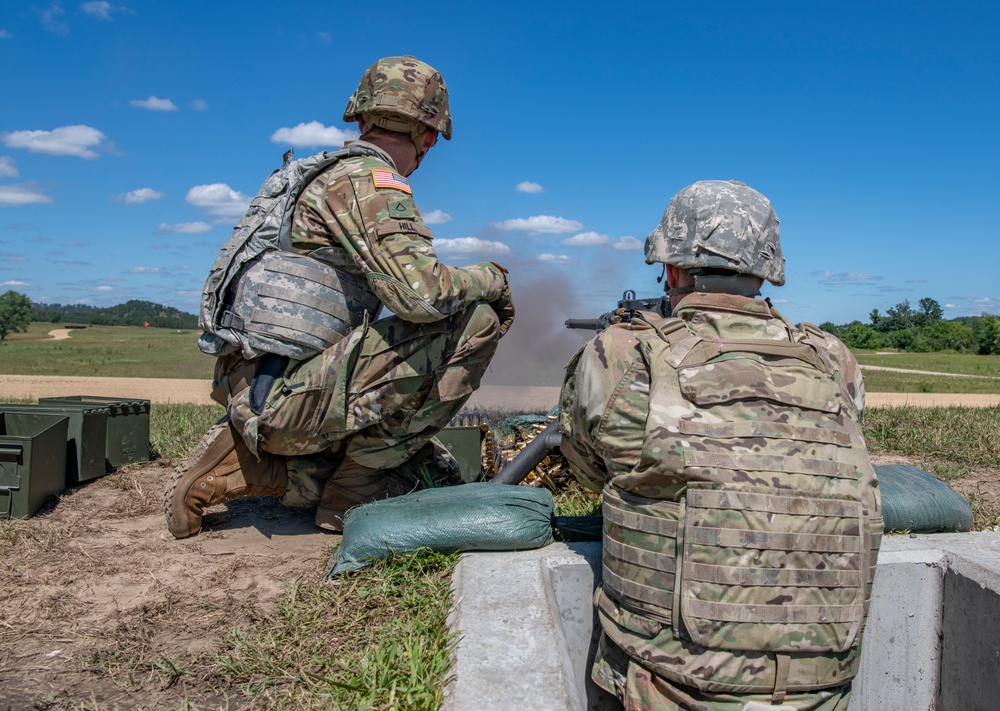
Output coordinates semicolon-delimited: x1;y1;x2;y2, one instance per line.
343;56;452;140
644;180;785;286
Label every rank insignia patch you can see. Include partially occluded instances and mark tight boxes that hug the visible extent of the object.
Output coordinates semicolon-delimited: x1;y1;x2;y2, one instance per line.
371;169;412;194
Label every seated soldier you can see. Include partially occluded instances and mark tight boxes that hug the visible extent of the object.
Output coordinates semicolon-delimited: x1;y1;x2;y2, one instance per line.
560;180;882;711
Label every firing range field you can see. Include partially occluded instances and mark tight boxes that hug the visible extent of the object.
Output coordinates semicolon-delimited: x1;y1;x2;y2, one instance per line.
2;327;999;708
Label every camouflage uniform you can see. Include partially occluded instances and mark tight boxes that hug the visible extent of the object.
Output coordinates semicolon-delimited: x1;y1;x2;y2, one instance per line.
560;293;881;710
212;140;506;507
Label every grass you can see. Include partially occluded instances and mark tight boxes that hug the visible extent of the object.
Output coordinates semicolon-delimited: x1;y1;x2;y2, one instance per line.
861;370;1000;394
854;350;1000;377
852;349;1000;393
78;551;459;711
863;406;1000;472
150;402;227;459
211;552;458;710
0;322;215;379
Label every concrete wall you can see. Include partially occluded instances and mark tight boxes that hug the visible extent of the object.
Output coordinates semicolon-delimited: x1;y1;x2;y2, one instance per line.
447;532;1000;711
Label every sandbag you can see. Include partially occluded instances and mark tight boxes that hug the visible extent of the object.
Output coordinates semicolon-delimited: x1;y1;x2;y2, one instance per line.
875;464;974;533
327;482;555;576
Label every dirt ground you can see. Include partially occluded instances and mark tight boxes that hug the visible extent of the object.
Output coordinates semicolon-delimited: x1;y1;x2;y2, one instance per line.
2;375;999;709
1;460;334;710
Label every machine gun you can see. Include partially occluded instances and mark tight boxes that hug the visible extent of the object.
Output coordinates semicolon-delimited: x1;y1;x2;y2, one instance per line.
491;289;669;487
564;290;669;332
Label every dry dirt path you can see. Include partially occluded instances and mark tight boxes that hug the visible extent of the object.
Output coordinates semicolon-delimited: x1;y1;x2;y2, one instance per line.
860;364;1000;379
1;375;999;409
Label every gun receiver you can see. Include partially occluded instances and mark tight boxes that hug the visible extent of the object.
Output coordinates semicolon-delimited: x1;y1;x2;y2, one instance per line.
565;290;669;331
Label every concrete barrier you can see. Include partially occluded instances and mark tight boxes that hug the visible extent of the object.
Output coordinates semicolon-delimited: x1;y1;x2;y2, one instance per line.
446;532;1000;711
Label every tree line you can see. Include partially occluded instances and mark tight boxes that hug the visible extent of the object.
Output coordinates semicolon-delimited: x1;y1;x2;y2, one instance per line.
0;290;199;341
31;299;199;329
819;297;1000;354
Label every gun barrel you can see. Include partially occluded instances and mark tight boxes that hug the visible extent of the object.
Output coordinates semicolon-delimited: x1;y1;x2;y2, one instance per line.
490;419;562;486
564;318;600;330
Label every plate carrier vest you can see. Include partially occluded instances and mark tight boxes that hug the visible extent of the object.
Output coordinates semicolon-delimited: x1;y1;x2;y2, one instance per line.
596;315;882;702
198;145;384;361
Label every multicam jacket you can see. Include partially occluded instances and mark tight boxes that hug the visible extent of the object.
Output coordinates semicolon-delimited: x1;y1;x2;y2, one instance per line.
559;292;882;707
290;140;506;323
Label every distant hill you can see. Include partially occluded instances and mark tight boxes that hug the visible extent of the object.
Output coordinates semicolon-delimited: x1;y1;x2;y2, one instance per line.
32;299;199;329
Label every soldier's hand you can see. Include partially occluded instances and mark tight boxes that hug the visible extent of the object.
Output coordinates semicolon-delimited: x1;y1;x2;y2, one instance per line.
488;263;515;337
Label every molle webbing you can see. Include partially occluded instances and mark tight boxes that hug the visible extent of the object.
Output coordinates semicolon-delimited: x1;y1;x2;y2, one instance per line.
601;486;679;624
227;251;381;358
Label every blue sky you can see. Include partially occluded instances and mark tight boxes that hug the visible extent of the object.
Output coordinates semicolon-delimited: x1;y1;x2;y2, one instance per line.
2;2;998;368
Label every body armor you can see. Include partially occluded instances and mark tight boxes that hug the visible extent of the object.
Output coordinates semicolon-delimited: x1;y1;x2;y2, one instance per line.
599;315;882;699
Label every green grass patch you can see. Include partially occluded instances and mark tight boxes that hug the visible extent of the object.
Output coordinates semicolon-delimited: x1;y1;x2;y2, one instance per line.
861;370;1000;394
150;403;227;459
211;551;458;710
863;406;1000;471
854;351;1000;377
0;323;215;379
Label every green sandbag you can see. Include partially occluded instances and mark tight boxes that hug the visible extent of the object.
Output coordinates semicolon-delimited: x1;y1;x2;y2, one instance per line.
327;482;555;576
875;464;974;533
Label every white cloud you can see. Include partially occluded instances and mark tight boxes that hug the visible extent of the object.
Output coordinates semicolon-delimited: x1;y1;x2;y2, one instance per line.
949;296;1000;314
0;182;54;207
1;253;29;262
114;187;162;205
81;2;112;19
424;209;452;225
537;253;575;264
562;231;612;247
191;99;208;111
270;121;359;148
434;237;510;257
0;30;12;39
130;96;178;111
0;157;17;178
516;181;544;194
561;232;643;251
613;235;643;251
1;280;31;288
811;271;882;287
1;125;107;158
129;266;163;273
156;221;212;234
96;285;113;292
186;183;250;219
493;215;583;234
39;4;68;34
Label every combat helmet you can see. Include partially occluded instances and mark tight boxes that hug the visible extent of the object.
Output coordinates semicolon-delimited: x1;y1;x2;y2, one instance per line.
343;56;452;141
644;180;785;287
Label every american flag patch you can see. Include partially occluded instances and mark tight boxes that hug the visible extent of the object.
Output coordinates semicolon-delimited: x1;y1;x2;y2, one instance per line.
371;169;412;194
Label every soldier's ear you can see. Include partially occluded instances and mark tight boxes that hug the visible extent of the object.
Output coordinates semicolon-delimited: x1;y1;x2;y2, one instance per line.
420;129;439;151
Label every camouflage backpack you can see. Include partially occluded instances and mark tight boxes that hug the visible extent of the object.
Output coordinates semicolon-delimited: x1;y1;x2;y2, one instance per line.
198;145;383;361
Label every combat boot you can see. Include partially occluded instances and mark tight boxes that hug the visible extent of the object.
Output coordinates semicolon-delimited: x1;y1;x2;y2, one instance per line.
314;458;415;532
313;437;466;532
164;421;287;539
